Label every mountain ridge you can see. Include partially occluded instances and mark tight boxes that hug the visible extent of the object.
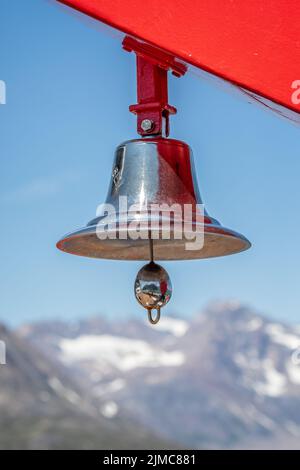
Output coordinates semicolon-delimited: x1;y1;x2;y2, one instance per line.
0;324;179;450
14;300;300;449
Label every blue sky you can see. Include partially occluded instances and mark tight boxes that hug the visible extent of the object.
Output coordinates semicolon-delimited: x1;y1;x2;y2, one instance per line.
1;0;300;326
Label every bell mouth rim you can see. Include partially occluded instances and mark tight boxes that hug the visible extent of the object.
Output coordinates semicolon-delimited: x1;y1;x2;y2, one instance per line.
56;222;251;261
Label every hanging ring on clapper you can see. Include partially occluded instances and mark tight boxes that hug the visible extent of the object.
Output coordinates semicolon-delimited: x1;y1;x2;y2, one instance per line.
147;307;161;325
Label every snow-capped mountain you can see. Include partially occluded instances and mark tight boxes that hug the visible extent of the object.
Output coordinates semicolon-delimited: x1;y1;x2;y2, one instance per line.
0;324;177;450
17;302;300;449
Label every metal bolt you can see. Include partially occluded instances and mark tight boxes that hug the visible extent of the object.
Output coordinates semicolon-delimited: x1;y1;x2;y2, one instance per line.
141;119;154;132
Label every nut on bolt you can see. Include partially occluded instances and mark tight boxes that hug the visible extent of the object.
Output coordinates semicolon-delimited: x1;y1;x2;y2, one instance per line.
141;119;154;132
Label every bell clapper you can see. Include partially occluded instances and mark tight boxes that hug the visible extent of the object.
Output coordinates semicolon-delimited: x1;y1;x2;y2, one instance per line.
147;307;161;325
134;233;172;325
146;235;162;325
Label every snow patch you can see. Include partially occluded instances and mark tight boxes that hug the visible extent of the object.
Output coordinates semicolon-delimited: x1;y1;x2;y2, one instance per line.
265;324;300;349
148;316;189;337
60;335;185;371
93;379;126;397
245;317;263;332
286;361;300;384
253;360;287;397
235;354;287;398
251;409;276;431
48;377;81;405
100;401;118;418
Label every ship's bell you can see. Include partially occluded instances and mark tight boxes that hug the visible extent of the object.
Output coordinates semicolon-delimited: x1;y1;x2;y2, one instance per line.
57;138;250;260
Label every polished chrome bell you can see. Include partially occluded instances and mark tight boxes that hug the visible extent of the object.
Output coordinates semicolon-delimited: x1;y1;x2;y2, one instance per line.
57;137;251;260
57;41;251;326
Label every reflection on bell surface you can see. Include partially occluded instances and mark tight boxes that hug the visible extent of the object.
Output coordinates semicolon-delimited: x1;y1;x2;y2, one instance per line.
57;137;251;260
134;261;172;325
134;262;172;309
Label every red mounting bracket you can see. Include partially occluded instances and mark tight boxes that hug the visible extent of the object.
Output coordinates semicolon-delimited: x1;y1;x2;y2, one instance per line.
123;36;187;137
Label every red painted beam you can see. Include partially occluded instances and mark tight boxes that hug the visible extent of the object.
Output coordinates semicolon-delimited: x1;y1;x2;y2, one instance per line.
57;0;300;124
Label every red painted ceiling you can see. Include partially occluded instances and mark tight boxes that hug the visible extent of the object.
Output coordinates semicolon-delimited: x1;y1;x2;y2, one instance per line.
57;0;300;123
